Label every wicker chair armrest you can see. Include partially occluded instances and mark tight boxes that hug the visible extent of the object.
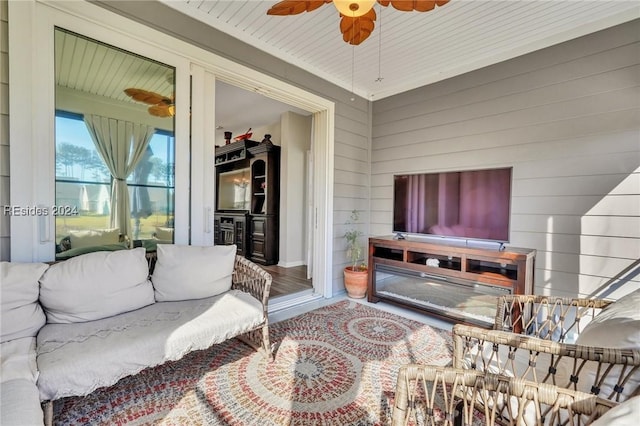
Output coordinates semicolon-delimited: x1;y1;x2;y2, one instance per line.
494;294;614;341
392;365;617;426
231;255;272;309
453;324;640;402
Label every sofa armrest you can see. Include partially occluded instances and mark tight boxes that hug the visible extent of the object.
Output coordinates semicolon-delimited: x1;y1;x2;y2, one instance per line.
231;255;272;310
494;295;614;341
452;324;640;402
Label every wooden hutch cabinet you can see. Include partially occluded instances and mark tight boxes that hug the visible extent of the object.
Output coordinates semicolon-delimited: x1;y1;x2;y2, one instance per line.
214;139;280;265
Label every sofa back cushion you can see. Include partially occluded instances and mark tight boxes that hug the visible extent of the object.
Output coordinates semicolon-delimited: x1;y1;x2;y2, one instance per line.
544;289;640;402
0;337;38;383
152;244;236;302
39;248;154;323
0;262;48;343
69;228;120;249
154;226;174;242
576;288;640;349
568;288;640;400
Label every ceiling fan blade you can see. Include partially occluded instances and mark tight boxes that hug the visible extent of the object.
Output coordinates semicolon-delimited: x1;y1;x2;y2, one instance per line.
340;9;376;45
382;0;449;12
267;0;331;16
148;104;174;118
124;88;171;106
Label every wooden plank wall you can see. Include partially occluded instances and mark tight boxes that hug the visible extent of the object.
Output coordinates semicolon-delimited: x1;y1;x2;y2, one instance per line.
0;0;8;261
371;20;640;299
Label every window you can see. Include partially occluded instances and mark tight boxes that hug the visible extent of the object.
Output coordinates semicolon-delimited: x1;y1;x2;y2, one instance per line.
55;112;175;246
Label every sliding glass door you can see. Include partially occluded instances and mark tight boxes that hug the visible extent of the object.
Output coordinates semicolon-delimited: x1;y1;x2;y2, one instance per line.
53;28;176;259
9;1;191;261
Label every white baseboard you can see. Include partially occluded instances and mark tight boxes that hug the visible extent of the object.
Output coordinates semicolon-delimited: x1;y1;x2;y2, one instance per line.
277;260;306;268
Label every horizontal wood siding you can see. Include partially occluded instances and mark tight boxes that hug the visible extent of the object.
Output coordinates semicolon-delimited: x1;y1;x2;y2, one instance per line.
371;20;640;300
0;0;8;261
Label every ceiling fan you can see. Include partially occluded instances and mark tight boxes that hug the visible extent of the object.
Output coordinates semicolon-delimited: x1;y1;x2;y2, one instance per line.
124;88;175;118
267;0;450;45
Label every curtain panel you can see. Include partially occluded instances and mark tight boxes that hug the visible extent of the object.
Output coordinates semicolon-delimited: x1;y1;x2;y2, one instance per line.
84;115;155;245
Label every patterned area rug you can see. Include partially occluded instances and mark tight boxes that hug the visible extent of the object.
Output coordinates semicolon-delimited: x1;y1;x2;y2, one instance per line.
54;300;453;425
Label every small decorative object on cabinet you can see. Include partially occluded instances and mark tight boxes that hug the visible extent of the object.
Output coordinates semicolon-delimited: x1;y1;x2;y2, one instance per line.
343;209;368;298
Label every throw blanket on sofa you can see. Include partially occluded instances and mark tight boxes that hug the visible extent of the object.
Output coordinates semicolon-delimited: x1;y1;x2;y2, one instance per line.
37;290;263;401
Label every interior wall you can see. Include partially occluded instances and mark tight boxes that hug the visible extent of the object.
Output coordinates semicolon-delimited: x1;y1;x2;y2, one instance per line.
245;112;312;268
251;123;281;147
279;111;312;267
0;0;8;261
371;19;640;300
95;0;371;296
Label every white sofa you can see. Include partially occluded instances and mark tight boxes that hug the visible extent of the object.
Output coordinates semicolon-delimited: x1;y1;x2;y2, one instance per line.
1;244;272;426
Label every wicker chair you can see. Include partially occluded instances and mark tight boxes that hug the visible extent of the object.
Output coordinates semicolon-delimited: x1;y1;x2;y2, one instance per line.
452;295;640;406
392;365;617;426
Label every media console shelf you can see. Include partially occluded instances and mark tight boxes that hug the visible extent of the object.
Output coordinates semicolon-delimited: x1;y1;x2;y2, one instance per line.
367;236;535;327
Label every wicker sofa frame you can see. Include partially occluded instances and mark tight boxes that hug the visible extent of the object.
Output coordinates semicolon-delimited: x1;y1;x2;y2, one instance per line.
392;365;617;426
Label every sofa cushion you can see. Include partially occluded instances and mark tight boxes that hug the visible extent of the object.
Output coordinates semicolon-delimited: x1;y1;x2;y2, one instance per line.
0;379;44;426
55;242;128;260
0;337;38;383
39;248;154;323
154;226;174;242
152;244;236;302
576;288;640;349
36;290;264;401
562;288;640;400
590;394;640;426
0;262;48;343
69;228;120;248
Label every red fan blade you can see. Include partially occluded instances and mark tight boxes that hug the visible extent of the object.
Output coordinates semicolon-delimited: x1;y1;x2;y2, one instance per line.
267;0;330;16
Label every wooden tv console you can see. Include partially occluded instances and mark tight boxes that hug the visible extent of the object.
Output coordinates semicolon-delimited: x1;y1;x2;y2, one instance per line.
367;236;535;326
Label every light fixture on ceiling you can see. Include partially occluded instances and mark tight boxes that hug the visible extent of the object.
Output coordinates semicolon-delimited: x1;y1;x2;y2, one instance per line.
333;0;376;17
267;0;451;46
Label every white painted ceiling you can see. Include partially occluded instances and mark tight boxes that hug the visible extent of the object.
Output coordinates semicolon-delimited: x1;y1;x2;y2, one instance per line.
215;80;310;140
163;0;639;100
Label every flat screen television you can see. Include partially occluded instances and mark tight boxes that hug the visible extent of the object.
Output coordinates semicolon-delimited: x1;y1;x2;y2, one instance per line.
393;167;512;242
217;168;251;211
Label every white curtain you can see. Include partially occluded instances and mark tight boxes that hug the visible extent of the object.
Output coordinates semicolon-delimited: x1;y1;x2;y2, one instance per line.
84;115;155;245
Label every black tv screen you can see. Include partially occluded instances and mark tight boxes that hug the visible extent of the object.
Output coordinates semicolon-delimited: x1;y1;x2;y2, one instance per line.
393;167;512;242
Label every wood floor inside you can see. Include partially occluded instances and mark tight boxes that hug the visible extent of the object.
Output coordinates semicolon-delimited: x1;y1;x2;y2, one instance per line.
260;264;313;298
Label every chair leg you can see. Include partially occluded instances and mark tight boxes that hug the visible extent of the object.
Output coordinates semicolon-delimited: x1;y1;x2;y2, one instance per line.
43;401;53;426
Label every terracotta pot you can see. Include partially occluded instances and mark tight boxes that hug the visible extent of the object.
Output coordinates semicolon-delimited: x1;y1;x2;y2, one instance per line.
343;266;368;299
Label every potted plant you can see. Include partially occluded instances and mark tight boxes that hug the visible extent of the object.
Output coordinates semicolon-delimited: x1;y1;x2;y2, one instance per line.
343;209;368;298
